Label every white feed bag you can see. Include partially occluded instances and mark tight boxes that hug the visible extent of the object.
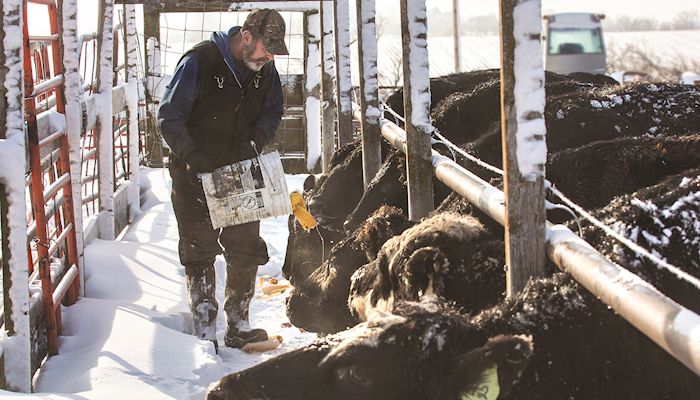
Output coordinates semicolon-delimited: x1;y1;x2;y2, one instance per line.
200;151;291;229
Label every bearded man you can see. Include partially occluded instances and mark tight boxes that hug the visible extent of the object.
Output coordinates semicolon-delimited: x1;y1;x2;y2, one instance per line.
157;9;288;351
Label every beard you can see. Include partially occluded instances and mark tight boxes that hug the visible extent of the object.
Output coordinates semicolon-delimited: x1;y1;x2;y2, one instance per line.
242;41;267;72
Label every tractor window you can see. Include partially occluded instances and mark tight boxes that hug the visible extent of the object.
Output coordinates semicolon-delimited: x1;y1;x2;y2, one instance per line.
547;27;604;55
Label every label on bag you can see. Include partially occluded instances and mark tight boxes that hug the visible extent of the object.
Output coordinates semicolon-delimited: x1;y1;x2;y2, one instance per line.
200;151;291;229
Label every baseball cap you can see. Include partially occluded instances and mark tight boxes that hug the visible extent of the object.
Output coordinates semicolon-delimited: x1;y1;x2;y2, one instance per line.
243;9;289;56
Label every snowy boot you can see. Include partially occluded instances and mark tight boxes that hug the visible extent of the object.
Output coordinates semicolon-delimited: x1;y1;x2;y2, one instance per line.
185;264;219;352
223;259;268;348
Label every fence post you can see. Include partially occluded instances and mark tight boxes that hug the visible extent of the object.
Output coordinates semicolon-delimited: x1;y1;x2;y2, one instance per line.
123;4;141;217
61;0;86;295
143;5;163;167
333;0;353;146
304;10;322;172
356;0;382;190
96;0;115;240
452;0;461;73
399;0;434;221
499;0;548;297
319;0;335;172
0;0;32;391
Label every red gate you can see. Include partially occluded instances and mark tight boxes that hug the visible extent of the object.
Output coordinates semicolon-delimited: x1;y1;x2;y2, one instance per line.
22;0;80;357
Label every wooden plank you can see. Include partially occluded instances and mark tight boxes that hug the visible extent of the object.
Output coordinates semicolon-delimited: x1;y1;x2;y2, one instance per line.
303;11;322;172
499;0;548;297
143;8;164;167
356;0;381;189
452;0;461;73
333;0;353;146
319;0;335;173
399;0;433;221
96;0;115;240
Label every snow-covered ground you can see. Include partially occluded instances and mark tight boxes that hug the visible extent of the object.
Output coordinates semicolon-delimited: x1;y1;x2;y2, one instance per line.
3;168;316;399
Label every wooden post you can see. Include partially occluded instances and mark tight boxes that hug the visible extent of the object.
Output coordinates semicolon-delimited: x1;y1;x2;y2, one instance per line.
499;0;548;298
0;0;32;391
61;0;87;295
319;0;335;172
400;0;434;221
333;0;353;146
303;11;322;172
143;5;163;167
124;4;140;216
356;0;382;189
96;0;115;240
452;0;461;73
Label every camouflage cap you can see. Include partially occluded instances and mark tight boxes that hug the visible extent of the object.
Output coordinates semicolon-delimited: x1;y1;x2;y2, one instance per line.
243;9;289;56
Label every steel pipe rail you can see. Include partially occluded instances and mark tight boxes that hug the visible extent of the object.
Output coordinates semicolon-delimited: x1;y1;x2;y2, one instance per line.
45;223;73;261
31;74;63;97
38;130;65;148
27;195;64;239
27;0;56;5
42;172;71;203
51;264;78;309
29;34;59;43
353;104;700;376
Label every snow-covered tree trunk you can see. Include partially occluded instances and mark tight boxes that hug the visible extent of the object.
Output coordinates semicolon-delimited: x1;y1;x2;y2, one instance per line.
0;0;31;391
356;0;381;189
400;0;433;221
305;11;322;172
61;0;86;295
499;0;547;297
124;4;141;217
333;0;353;146
96;0;115;240
319;0;335;173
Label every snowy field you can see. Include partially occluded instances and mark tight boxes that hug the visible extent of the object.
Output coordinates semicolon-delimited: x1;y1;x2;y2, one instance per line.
2;168;316;399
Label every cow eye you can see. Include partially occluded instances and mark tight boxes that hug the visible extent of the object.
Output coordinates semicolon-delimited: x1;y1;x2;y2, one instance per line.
335;365;372;387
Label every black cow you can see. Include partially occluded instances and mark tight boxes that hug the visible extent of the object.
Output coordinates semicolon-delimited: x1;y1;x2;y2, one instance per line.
348;212;506;321
208;274;699;399
579;167;700;314
546;134;700;213
286;206;414;333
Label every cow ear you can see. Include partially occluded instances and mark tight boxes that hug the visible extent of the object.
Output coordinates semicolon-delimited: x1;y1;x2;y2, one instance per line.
451;335;533;399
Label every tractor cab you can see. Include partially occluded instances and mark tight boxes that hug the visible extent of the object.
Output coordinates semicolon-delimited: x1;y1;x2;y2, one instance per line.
543;13;606;74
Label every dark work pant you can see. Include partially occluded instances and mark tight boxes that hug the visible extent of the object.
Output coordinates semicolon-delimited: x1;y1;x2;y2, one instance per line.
169;156;270;268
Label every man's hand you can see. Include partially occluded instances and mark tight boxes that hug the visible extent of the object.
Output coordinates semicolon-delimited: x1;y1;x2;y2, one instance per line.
238;140;259;161
184;150;216;174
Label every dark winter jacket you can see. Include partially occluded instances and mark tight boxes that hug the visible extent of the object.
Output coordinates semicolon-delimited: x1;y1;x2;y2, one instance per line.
158;27;284;166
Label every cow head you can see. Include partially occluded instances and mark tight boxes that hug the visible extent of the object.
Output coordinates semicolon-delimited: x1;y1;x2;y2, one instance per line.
349;213;485;320
207;302;533;400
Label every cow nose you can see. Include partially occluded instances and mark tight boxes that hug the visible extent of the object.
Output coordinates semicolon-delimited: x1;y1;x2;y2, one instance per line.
206;388;226;400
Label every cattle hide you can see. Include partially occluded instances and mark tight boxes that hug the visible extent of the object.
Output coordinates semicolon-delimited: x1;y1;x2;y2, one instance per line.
349;212;506;321
286;206;414;333
546;134;700;217
209;273;699;400
578;167;700;314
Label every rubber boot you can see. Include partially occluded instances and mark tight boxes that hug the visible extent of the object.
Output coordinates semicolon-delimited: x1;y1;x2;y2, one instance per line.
185;264;219;352
223;259;268;348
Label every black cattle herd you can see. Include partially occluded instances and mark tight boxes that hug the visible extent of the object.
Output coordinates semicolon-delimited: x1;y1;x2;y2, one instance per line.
207;70;700;399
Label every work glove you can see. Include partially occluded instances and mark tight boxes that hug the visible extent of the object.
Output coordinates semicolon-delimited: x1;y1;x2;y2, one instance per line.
184;150;216;174
238;140;259;161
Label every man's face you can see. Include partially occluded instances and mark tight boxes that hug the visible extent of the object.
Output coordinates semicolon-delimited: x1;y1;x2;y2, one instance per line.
242;31;274;71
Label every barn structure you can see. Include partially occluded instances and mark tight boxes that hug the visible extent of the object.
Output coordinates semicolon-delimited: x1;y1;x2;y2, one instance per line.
0;0;698;395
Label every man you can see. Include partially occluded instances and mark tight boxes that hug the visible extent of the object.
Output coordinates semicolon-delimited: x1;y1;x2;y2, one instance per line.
158;9;288;350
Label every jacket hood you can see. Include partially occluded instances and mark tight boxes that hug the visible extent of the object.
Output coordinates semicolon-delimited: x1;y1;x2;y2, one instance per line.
210;26;248;82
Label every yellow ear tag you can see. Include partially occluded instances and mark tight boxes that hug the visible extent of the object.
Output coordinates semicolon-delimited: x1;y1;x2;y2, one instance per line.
290;191;317;231
461;365;500;400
